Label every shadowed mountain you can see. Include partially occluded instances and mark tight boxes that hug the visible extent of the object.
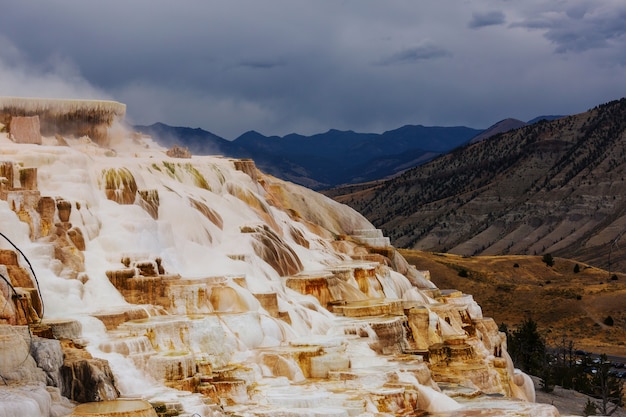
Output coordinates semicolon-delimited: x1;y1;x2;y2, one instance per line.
135;123;483;189
469;118;527;144
326;98;626;272
469;115;566;144
527;115;565;124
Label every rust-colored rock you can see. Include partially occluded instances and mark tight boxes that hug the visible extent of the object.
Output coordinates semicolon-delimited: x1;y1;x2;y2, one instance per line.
60;339;120;403
233;158;258;182
102;168;137;205
286;275;333;307
250;225;303;276
0;161;15;189
0;249;19;266
253;292;279;317
56;199;72;222
138;189;159;219
190;197;223;229
166;145;191;158
10;115;41;144
68;227;86;251
38;196;56;237
19;167;38;190
51;227;86;276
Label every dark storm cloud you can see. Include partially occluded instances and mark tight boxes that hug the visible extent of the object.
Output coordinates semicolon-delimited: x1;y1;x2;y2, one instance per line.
469;11;506;29
1;1;626;138
512;2;626;53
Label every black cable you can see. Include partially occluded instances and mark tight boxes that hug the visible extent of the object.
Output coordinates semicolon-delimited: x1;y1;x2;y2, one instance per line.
0;272;34;380
0;231;44;321
0;232;41;383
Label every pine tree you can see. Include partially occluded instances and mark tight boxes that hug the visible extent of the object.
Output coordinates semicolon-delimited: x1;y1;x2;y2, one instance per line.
507;317;546;376
591;354;623;415
542;253;554;267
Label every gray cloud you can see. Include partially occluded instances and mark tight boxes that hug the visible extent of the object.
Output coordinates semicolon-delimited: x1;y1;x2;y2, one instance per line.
379;43;451;65
0;1;625;139
238;61;286;70
469;11;506;29
512;2;626;53
0;36;108;101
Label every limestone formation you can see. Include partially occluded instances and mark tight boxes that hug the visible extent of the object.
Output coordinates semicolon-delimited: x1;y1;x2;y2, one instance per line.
166;145;191;158
0;101;565;416
233;158;258;182
9;115;41;144
248;224;304;276
0;96;126;145
102;167;138;205
60;340;120;403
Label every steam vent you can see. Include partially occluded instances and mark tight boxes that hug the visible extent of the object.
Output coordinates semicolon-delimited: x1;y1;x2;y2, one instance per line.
0;96;126;146
0;97;564;416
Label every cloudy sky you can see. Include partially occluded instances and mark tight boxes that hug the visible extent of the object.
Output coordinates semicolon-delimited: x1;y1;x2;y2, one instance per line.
1;1;625;139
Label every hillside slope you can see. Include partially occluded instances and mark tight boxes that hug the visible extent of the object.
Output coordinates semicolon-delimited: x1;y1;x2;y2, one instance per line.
329;98;626;272
400;249;626;356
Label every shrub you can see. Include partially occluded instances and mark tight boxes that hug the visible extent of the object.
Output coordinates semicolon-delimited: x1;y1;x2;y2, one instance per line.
513;263;519;268
458;269;469;277
542;253;554;267
573;264;580;273
604;316;614;326
583;398;597;416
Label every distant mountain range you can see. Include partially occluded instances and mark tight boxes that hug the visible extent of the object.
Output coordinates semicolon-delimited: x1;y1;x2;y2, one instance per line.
136;115;563;189
325;99;626;272
135;123;482;189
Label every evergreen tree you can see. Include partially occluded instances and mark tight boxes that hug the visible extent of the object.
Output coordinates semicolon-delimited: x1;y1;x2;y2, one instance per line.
542;253;554;267
507;317;546;376
583;398;597;416
591;354;623;415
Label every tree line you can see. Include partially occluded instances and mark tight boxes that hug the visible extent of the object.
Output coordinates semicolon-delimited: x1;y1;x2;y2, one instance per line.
501;318;624;416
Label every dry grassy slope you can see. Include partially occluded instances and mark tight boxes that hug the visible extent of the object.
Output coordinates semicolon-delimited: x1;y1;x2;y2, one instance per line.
330;98;626;272
399;249;626;356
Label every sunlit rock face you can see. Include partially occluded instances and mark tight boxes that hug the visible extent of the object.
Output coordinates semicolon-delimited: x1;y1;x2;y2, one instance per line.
10;116;42;145
0;103;558;417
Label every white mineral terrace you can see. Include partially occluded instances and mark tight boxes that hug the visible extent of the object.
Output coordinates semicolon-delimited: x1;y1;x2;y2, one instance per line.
0;122;562;417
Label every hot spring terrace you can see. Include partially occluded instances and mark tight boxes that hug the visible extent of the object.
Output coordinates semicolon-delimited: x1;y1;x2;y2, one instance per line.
0;103;555;416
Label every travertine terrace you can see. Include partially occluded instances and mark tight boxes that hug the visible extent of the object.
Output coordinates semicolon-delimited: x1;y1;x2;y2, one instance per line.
0;98;562;416
0;96;126;146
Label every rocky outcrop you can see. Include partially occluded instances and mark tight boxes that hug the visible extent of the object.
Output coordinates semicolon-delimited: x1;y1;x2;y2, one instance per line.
0;96;126;146
166;145;191;158
60;340;120;403
9;116;41;144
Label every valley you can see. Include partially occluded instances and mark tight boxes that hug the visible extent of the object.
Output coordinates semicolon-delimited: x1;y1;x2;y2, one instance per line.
329;99;626;273
399;249;626;357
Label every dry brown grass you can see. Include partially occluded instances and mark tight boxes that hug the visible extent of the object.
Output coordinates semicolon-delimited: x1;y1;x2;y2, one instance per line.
400;249;626;356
